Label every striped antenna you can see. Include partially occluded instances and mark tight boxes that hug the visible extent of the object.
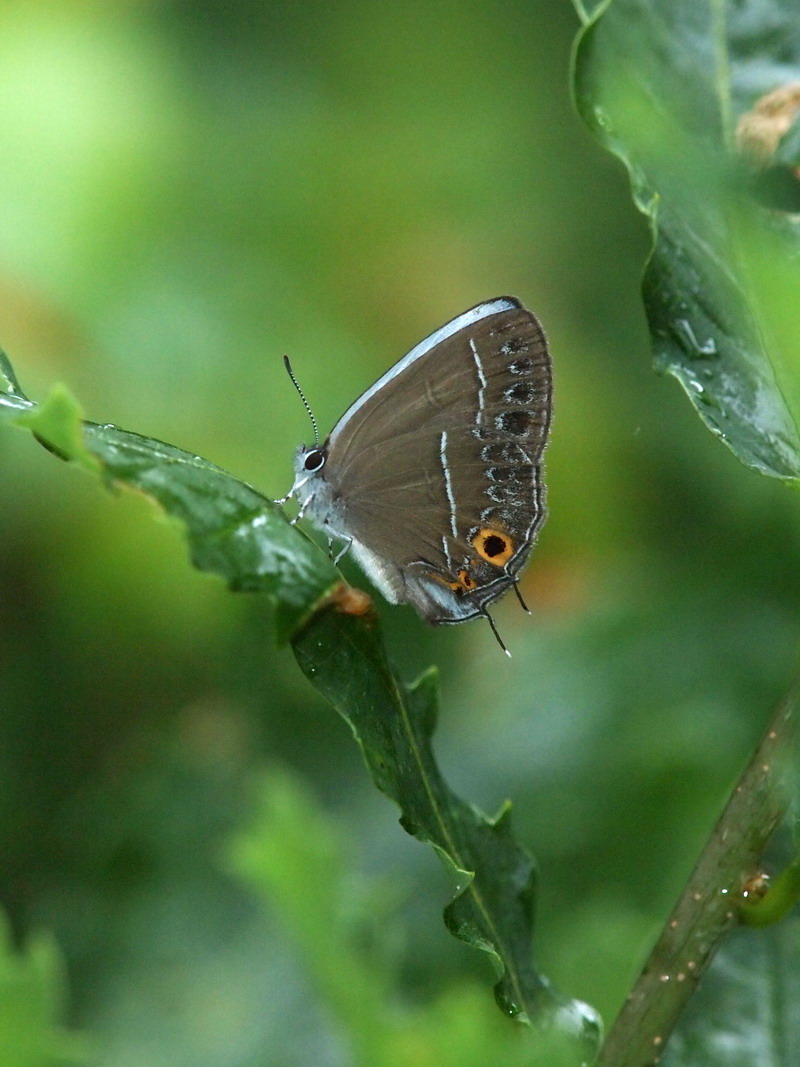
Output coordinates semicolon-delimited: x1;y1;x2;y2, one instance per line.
283;355;319;446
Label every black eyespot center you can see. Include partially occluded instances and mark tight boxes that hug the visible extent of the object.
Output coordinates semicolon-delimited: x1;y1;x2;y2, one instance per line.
304;448;325;472
483;534;507;558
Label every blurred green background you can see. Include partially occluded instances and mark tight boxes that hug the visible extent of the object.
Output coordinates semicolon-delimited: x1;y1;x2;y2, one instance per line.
1;1;799;1064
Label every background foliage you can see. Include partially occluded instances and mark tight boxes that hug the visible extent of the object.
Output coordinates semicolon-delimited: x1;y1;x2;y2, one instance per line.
1;1;799;1064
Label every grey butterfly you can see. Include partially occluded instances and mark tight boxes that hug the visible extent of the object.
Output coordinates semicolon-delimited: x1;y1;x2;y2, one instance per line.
282;297;552;652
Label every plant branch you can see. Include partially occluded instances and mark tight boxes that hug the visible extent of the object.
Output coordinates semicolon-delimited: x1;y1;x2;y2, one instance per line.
598;677;800;1066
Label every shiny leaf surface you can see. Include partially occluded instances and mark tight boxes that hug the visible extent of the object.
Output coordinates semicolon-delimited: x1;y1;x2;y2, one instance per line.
573;0;800;479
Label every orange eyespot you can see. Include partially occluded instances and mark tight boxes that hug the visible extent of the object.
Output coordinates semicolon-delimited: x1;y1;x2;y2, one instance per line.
457;568;477;590
429;573;461;593
472;527;514;567
429;568;478;595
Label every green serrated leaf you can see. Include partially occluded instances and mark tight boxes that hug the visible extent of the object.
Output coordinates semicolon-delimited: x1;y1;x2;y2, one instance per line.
79;420;342;640
0;355;340;641
0;909;90;1066
230;768;592;1067
291;609;602;1051
573;0;800;480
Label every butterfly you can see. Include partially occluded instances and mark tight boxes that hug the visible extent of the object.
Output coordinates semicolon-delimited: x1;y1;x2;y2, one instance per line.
282;297;552;653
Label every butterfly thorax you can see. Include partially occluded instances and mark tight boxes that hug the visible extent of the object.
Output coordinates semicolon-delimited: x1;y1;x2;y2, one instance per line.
291;440;413;605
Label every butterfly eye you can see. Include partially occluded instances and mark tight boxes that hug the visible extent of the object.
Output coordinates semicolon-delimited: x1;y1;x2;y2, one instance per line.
303;448;325;472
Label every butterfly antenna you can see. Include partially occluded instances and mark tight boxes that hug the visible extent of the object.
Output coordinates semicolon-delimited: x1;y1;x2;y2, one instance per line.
484;610;511;657
283;355;319;446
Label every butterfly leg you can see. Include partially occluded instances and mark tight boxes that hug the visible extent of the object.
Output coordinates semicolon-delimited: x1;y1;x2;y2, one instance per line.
513;581;531;615
483;609;511;657
290;496;312;527
332;537;353;565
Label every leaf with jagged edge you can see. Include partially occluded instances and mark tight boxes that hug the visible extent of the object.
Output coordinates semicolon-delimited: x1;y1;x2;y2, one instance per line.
572;0;800;480
292;608;602;1052
229;765;598;1067
0;357;340;642
1;352;601;1052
